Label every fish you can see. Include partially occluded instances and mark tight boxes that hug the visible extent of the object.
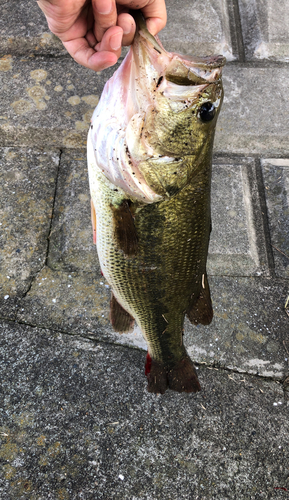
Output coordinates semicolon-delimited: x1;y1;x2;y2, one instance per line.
87;12;225;394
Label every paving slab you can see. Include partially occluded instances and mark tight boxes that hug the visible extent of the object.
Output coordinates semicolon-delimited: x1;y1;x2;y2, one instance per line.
0;0;234;60
1;60;289;156
208;156;269;276
0;57;111;149
0;0;65;56
160;0;234;60
185;276;288;379
47;149;99;273
216;65;289;155
17;270;289;379
262;159;289;278
16;267;111;339
0;320;288;500
48;151;269;276
239;0;289;62
0;147;59;314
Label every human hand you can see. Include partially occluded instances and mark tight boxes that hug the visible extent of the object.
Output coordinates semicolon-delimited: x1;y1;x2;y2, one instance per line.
37;0;167;72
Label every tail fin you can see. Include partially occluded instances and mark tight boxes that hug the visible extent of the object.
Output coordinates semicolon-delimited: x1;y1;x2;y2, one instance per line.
145;353;201;394
167;357;201;393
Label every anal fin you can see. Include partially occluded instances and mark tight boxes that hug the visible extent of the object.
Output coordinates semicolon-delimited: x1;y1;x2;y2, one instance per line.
111;200;138;256
187;272;213;326
109;293;135;333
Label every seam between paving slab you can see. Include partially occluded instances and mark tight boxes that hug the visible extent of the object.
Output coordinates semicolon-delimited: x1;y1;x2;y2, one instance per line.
0;315;287;390
228;0;245;61
4;53;289;68
255;157;277;277
7;52;289;67
0;314;288;390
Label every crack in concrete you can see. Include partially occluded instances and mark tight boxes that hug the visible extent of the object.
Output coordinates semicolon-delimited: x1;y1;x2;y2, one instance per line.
18;149;63;301
0;316;287;396
45;148;63;266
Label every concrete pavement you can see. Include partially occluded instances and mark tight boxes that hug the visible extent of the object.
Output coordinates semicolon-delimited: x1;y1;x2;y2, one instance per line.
0;0;289;498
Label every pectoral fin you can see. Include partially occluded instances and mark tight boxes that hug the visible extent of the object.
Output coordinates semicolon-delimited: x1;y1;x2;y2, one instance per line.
109;293;135;333
187;273;213;326
111;200;138;256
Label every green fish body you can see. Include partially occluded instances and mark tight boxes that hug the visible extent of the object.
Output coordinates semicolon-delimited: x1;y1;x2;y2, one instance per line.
88;14;225;393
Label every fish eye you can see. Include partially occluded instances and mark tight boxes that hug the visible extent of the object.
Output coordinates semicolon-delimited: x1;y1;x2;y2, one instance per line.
199;102;216;122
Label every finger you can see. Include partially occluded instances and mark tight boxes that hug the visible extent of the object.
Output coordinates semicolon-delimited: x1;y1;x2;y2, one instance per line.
63;37;118;71
92;0;118;42
116;0;167;35
140;0;167;35
94;26;123;58
117;12;136;46
86;29;97;48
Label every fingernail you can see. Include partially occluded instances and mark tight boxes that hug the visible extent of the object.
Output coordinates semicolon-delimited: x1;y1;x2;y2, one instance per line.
110;32;122;51
96;0;112;15
122;21;133;35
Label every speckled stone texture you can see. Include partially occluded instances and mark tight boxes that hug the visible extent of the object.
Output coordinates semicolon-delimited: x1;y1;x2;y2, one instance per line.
46;149;98;274
0;147;59;303
1;0;289;497
0;0;65;56
2;61;289;156
262;159;289;278
159;0;235;60
0;57;112;149
238;0;289;62
215;66;289;155
0;321;288;500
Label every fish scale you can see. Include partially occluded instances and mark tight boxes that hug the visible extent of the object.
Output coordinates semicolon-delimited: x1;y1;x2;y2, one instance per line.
88;12;225;393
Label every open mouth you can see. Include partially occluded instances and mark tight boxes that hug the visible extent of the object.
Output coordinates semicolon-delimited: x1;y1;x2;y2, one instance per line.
165;56;225;86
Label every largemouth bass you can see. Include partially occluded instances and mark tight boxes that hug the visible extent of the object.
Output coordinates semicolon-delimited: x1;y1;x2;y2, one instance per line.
87;13;225;394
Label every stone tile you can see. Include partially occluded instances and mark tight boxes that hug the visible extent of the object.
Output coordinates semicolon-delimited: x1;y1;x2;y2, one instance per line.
0;0;65;56
239;0;289;62
215;65;289;155
0;0;234;60
47;149;99;273
18;270;288;379
186;276;288;379
48;152;268;277
262;159;289;278
160;0;235;60
16;264;147;348
1;60;289;157
0;148;59;305
0;320;288;499
208;157;269;276
0;56;115;149
16;267;112;338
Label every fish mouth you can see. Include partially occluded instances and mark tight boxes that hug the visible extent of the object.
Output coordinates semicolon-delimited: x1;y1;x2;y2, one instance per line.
165;58;224;86
131;10;226;87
